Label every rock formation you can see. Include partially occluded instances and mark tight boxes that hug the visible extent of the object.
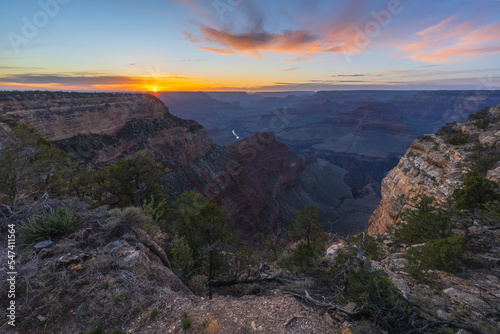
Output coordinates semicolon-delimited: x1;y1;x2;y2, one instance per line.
368;105;500;234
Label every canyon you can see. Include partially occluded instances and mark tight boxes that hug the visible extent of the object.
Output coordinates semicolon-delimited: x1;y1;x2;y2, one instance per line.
0;91;361;236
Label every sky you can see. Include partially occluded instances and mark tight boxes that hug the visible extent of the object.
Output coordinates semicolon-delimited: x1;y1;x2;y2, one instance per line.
1;0;500;92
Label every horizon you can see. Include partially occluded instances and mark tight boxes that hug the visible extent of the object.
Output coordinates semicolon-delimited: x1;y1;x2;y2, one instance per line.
1;0;500;92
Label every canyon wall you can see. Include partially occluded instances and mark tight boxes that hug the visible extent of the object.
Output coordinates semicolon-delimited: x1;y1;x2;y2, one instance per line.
1;92;211;168
368;105;500;234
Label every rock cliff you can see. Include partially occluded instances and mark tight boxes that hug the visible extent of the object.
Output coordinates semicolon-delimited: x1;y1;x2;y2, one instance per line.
0;92;210;168
368;105;500;234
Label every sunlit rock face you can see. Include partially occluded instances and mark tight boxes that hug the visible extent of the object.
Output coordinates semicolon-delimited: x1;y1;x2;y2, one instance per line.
368;105;500;234
0;92;212;168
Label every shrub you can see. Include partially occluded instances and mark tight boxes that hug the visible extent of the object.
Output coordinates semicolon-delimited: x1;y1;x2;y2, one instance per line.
144;193;171;222
405;234;465;274
18;204;80;241
468;107;491;130
394;195;453;245
170;235;194;280
347;267;410;331
480;200;500;225
435;122;469;145
86;324;103;334
149;308;159;319
345;234;382;261
447;131;468;145
118;206;158;233
172;192;235;282
70;152;164;208
188;275;208;296
286;243;317;273
436;122;457;137
453;173;500;213
181;312;192;329
469;145;500;176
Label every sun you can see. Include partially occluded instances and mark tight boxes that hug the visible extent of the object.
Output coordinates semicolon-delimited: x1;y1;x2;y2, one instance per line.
153;87;158;93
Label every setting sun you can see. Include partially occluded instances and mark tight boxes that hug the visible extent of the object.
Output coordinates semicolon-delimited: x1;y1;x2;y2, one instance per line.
153;87;157;93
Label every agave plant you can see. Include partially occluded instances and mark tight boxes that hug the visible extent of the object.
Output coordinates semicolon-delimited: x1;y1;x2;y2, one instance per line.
18;204;80;241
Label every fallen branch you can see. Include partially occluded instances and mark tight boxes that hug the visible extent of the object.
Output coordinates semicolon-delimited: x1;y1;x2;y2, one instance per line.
133;228;171;268
210;276;284;287
284;315;304;327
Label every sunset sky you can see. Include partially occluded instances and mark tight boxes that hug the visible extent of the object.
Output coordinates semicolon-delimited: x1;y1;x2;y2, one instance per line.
1;0;500;92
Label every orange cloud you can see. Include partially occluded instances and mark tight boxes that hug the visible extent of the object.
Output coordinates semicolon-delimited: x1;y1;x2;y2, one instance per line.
196;25;319;56
401;18;500;62
199;47;236;54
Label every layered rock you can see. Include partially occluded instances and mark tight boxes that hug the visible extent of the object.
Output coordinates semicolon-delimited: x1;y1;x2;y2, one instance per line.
368;105;500;234
0;92;210;168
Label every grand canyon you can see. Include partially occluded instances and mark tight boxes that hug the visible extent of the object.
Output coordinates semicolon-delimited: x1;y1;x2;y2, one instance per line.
1;0;500;333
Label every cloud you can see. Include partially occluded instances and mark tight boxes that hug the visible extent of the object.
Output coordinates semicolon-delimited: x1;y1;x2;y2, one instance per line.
195;25;319;57
0;73;191;86
401;18;500;62
281;67;299;72
199;47;236;54
334;74;366;77
177;0;383;57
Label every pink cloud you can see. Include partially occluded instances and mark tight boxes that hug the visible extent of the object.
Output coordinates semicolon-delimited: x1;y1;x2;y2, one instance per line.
401;18;500;62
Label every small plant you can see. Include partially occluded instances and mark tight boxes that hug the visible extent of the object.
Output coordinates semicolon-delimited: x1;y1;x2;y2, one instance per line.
149;308;159;319
405;234;466;275
144;193;171;222
86;324;103;334
18;204;80;241
181;312;192;329
468;107;491;130
119;206;159;234
447;131;468;145
394;195;453;245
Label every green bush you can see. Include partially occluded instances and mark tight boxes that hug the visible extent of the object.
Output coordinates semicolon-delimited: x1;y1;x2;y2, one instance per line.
468;107;491;130
436;122;457;137
144;193;171;222
118;206;159;234
86;324;103;334
453;173;500;213
181;312;192;329
435;122;469;145
347;267;410;331
172;192;236;282
70;152;163;208
394;195;453;245
469;145;500;176
285;243;317;273
18;204;80;241
345;234;382;261
170;235;194;279
149;308;159;319
405;234;465;274
447;131;469;145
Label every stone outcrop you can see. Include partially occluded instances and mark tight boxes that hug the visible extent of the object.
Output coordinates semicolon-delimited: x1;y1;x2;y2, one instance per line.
0;92;211;168
368;105;500;234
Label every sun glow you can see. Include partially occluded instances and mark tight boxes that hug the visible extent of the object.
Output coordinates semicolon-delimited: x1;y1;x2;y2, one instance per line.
153;86;158;92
